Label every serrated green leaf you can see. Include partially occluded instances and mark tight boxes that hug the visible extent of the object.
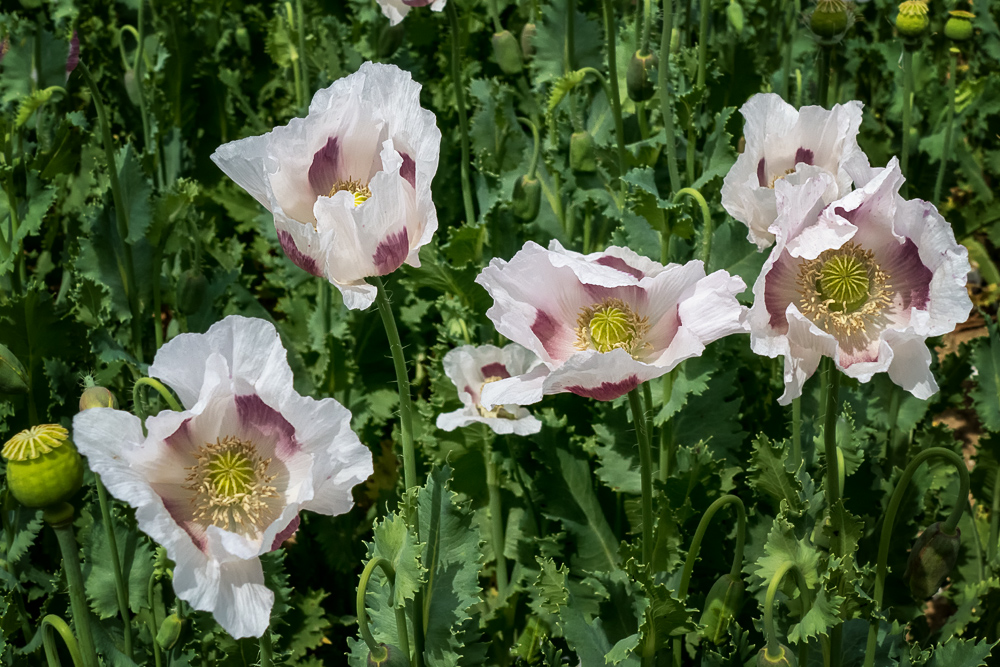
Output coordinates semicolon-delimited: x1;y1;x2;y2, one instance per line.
787;586;844;643
1;508;43;565
970;316;1000;431
286;589;332;659
924;637;996;667
81;514;155;618
547;70;587;115
748;434;802;512
750;513;821;593
370;513;423;607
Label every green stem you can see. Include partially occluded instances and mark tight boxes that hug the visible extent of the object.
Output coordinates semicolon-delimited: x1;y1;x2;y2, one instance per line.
673;187;712;266
886;384;900;459
445;3;477;228
782;2;794;101
152;245;163;350
763;562;810;660
696;0;709;88
601;0;629;201
627;388;654;567
46;505;100;667
41;614;85;667
967;498;986;583
286;2;303;110
259;631;274;667
817;45;831;108
357;557;412;665
791;397;802;471
821;358;842;514
95;477;132;659
133;0;162;190
483;430;508;598
566;0;576;71
517;117;540;180
862;447;970;667
900;48;912;178
296;0;308;106
686;123;695;186
132;376;183;423
658;370;674;483
989;470;1000;563
933;49;957;206
658;0;681;195
640;0;654;56
146;571;163;667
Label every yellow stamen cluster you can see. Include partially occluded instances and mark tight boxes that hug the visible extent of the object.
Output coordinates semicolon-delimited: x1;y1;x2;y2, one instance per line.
575;298;650;357
796;242;893;350
184;436;279;535
329;179;372;207
2;424;70;462
768;168;797;189
476;376;516;420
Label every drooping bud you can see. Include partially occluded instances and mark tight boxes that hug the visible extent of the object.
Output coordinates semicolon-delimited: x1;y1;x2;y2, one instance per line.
123;68;141;106
520;23;537;59
756;644;798;667
0;342;29;394
79;386;118;411
492;30;524;75
367;643;409;667
905;521;961;599
2;425;84;509
377;22;406;59
235;26;251;52
626;51;657;102
699;574;745;644
570;131;597;172
895;1;929;38
156;613;184;650
66;31;79;76
177;269;208;315
727;0;745;37
809;0;850;39
944;10;974;42
512;175;541;221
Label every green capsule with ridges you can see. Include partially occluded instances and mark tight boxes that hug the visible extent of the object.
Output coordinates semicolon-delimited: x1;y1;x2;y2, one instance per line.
809;0;849;38
0;342;29;394
3;425;83;509
699;573;745;644
944;11;974;41
570;131;597;172
512;175;541;221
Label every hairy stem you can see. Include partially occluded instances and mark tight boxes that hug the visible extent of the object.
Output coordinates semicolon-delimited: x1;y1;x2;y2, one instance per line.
658;0;681;195
673;187;712;266
47;505;100;667
446;3;477;228
933;49;957;206
95;477;132;659
900;48;913;180
627;388;654;568
601;0;628;202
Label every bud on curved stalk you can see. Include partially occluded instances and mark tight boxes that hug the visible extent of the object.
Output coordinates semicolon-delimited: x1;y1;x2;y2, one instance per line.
79;386;118;411
520;23;537;59
0;342;29;394
944;10;974;41
123;68;141;107
492;30;524;75
809;0;850;40
2;425;84;509
626;51;657;102
727;0;745;37
757;644;798;667
905;522;961;599
512;176;541;221
895;0;929;38
176;268;208;315
367;643;409;667
377;22;406;59
699;573;745;644
155;613;184;650
570;131;597;172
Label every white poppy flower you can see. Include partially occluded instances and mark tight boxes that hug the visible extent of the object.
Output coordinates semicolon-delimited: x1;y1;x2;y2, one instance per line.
474;241;748;406
211;62;441;310
722;93;864;250
748;159;972;404
377;0;446;26
72;316;373;638
435;344;543;436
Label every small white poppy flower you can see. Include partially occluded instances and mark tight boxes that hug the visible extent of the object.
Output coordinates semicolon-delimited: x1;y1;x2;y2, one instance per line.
211;62;441;310
474;241;748;406
377;0;446;26
722;93;864;251
72;316;373;638
436;344;543;436
748;159;972;404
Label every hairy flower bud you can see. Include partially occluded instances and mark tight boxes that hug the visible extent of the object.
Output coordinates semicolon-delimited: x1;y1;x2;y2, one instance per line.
809;0;849;39
0;342;29;394
492;30;524;75
156;613;184;650
367;644;409;667
626;51;658;102
727;0;745;36
895;0;929;38
944;10;974;41
520;22;537;59
79;386;118;411
570;131;597;172
757;644;798;667
699;574;745;644
905;521;961;599
512;175;541;221
2;425;83;509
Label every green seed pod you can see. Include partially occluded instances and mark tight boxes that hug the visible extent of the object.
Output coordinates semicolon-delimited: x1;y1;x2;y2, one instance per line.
123;68;141;107
79;386;118;411
3;425;83;509
895;0;929;37
699;574;745;644
809;0;849;38
235;26;251;52
626;51;658;102
757;644;798;667
177;269;208;315
944;10;974;41
156;613;184;650
492;30;524;75
377;22;406;59
570;131;597;172
512;175;541;221
367;644;409;667
905;521;961;599
727;0;745;36
0;342;29;394
520;23;537;60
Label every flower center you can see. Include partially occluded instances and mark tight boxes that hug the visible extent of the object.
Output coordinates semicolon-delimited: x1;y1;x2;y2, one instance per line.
575;298;650;357
476;376;516;419
795;242;893;350
768;168;797;189
328;179;371;207
2;424;69;461
184;436;279;535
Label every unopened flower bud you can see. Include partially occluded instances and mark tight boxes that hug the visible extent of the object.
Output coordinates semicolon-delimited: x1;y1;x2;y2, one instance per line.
2;425;83;509
79;386;118;411
895;1;929;38
626;51;657;102
377;22;406;59
123;68;141;106
512;175;541;221
0;342;29;394
66;31;79;76
177;269;208;315
520;23;537;59
492;30;524;75
235;26;250;52
367;643;409;667
570;131;597;172
810;0;849;39
757;644;798;667
944;10;974;41
905;521;961;599
699;573;745;644
727;0;745;36
156;613;184;650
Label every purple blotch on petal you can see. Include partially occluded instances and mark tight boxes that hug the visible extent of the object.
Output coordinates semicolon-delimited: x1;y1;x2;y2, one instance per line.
161;497;208;553
757;158;767;187
794;148;815;166
595;256;644;280
373;228;410;275
480;363;510;379
891;239;932;311
308;137;340;197
400;152;416;188
270;515;301;551
235;394;302;458
531;309;560;357
566;375;640;401
164;418;194;451
403;0;434;5
278;230;322;277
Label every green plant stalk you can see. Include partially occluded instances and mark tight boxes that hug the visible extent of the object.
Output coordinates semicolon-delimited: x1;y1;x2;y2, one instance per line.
518;117;540;180
821;358;842;513
640;0;654;56
791;397;801;470
600;0;629;202
933;50;957;206
483;432;509;598
259;631;273;667
642;381;655;470
47;506;100;667
151;245;163;349
95;477;133;659
862;447;970;667
990;471;1000;563
133;0;162;190
146;571;163;667
763;561;811;662
285;2;303;111
900;48;913;178
358;557;412;665
446;3;477;230
79;62;143;363
658;370;674;483
696;0;709;87
886;384;900;459
566;0;576;71
133;376;184;423
782;1;794;101
658;0;681;195
966;498;985;583
297;0;309;106
686;121;696;185
627;388;654;568
817;45;831;108
673;187;712;265
41;614;85;667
